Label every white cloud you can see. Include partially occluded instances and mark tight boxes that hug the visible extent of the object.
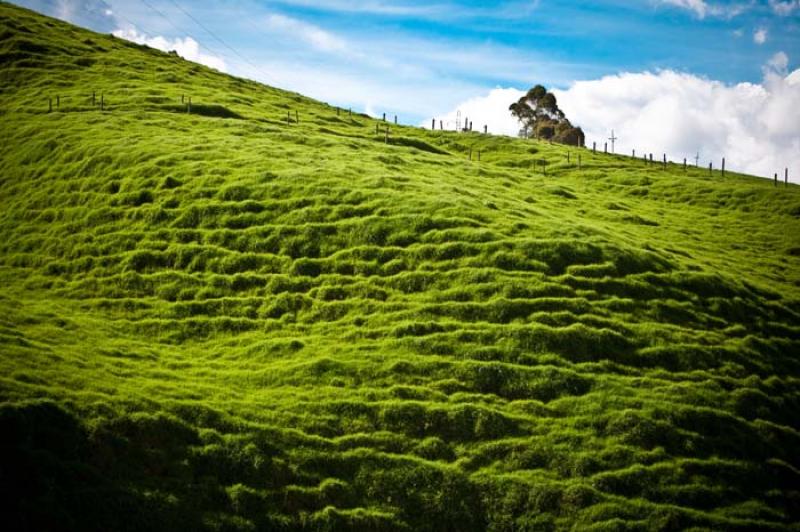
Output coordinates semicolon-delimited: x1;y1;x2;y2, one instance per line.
262;14;348;53
432;61;800;181
425;87;525;135
754;27;768;44
765;51;789;76
111;28;227;72
769;0;800;15
661;0;711;17
15;0;118;31
659;0;750;19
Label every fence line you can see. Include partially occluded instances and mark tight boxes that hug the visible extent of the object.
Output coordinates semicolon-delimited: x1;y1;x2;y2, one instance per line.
37;92;794;186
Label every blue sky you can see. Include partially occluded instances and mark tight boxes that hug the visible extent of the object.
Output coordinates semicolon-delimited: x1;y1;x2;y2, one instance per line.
11;0;800;178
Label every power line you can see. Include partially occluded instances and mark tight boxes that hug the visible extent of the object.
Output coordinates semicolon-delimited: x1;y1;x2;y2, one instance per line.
136;0;250;78
163;0;279;86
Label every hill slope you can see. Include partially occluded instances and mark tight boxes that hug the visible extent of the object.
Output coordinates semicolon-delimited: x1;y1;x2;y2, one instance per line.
1;2;799;530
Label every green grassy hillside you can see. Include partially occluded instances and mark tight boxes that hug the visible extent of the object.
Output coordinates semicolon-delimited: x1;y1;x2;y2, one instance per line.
1;2;799;530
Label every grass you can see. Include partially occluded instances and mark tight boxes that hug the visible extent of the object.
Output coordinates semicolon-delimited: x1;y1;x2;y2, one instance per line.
1;2;799;530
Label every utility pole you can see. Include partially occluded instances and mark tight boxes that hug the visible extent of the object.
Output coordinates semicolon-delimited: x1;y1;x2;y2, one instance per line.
608;130;618;154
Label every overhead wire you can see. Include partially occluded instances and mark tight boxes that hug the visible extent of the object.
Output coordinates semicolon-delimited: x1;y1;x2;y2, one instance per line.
162;0;279;86
135;0;258;80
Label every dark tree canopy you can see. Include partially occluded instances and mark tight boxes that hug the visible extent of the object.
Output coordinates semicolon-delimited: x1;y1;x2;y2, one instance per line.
509;84;585;147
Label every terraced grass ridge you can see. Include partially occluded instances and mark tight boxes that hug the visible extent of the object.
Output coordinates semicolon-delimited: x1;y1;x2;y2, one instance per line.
1;2;800;530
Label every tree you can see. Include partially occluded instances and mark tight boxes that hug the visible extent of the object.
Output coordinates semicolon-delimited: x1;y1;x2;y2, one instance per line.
509;84;584;147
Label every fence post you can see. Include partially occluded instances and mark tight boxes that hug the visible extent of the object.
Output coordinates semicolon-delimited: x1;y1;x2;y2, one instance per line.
578;154;581;170
382;112;386;122
604;142;607;154
649;153;653;164
394;115;397;125
385;126;389;144
567;152;570;163
774;173;778;187
484;124;488;134
632;149;635;158
101;93;105;111
663;154;666;169
478;150;481;162
709;162;712;176
786;168;789;187
440;120;443;130
181;94;184;103
722;157;725;177
375;123;379;135
48;97;52;113
592;141;596;153
683;158;686;171
349;108;351;117
93;91;96;106
287;110;290;125
56;95;60;108
432;118;435;130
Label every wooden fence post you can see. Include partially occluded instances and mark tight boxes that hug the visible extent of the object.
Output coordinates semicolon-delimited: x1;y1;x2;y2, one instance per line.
375;123;379;135
722;158;725;177
349;108;351;117
478;150;481;162
604;142;607;154
56;95;60;108
432;118;435;130
709;162;712;176
632;149;635;158
394;115;397;125
774;173;778;187
181;94;184;103
382;112;386;122
484;124;488;134
649;153;653;164
567;152;570;163
592;142;596;153
683;158;687;171
786;168;789;187
440;120;443;130
663;154;666;169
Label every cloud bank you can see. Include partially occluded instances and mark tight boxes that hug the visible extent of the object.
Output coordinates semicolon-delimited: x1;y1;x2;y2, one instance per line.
432;58;800;181
111;28;227;73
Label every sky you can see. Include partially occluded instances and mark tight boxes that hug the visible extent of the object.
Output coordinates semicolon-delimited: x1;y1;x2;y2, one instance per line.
11;0;800;180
